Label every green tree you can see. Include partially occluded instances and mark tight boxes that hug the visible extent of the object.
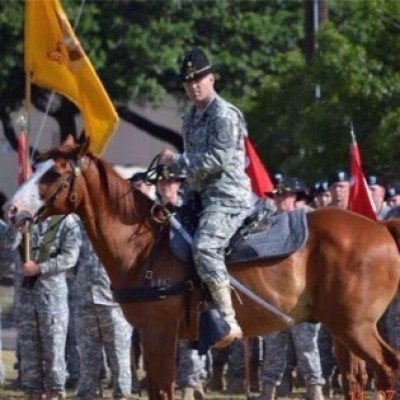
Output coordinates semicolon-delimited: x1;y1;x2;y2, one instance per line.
0;0;304;150
245;0;400;183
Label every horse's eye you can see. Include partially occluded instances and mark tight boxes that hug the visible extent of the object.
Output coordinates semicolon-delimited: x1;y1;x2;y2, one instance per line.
44;168;62;181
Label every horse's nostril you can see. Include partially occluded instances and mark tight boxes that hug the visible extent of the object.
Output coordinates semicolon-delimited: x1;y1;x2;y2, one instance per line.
9;205;18;216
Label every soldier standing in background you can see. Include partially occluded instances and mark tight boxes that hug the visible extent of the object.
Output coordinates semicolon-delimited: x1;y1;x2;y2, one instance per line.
256;178;324;400
365;174;391;220
0;191;22;387
74;223;133;400
19;214;81;400
154;170;208;400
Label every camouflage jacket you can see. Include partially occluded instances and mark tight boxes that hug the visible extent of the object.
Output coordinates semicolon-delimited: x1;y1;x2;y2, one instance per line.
0;219;21;280
28;215;81;294
171;93;251;211
73;223;117;307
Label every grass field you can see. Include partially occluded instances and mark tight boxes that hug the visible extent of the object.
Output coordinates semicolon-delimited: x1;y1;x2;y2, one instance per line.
0;285;345;400
0;347;336;400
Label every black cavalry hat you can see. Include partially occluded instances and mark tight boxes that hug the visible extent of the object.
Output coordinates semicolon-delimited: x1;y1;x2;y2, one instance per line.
178;48;214;82
366;173;385;188
386;184;400;200
328;170;349;187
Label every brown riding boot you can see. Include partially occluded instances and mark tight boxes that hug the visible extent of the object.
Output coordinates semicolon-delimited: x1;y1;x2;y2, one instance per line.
207;281;243;349
305;384;325;400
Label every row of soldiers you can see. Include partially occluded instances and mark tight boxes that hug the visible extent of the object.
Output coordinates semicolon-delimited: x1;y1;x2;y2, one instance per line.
197;169;400;400
1;166;400;400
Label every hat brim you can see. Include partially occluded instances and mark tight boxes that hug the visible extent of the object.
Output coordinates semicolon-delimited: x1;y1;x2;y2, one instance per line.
177;65;214;82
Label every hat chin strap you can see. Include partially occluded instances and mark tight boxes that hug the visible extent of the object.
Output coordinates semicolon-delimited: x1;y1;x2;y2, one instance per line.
184;65;212;80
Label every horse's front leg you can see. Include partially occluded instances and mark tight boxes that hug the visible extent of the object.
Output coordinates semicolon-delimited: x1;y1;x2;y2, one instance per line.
139;319;180;400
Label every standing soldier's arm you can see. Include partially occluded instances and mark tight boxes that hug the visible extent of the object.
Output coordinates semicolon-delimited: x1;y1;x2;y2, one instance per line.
0;220;21;280
38;216;82;276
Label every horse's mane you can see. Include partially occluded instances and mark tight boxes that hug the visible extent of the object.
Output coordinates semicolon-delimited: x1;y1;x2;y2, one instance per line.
38;143;152;223
95;157;150;221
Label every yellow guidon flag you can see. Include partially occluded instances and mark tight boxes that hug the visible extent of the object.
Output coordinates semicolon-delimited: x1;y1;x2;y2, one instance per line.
24;0;119;155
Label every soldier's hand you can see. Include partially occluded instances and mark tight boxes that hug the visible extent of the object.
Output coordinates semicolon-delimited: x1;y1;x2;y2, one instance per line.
160;148;175;165
23;260;40;276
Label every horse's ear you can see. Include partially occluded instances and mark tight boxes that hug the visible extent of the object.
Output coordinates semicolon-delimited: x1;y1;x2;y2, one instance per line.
62;134;77;147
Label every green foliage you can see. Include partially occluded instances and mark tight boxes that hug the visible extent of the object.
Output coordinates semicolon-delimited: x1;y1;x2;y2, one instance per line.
245;0;400;183
3;0;400;183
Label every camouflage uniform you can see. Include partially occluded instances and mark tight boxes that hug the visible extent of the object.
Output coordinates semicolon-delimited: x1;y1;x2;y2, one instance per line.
0;219;22;386
176;340;207;389
376;204;391;221
261;323;324;387
18;215;81;397
65;266;80;388
74;224;133;399
317;325;337;393
170;93;251;287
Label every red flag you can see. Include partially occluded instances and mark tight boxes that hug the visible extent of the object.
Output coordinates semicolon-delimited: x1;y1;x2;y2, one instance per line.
348;137;377;220
18;132;31;184
244;136;274;197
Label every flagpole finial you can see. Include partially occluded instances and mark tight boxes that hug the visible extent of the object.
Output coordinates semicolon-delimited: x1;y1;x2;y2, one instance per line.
349;121;356;143
16;112;27;132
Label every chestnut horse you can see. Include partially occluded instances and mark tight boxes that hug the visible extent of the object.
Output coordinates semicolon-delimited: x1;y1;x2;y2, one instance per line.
4;137;400;400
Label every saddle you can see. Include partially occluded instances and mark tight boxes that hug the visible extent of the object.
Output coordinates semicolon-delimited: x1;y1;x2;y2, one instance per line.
170;198;309;264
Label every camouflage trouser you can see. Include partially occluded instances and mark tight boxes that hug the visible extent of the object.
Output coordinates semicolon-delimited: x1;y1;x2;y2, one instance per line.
176;340;207;388
318;324;337;381
75;304;133;399
192;209;249;286
18;294;69;394
262;322;324;386
0;311;4;386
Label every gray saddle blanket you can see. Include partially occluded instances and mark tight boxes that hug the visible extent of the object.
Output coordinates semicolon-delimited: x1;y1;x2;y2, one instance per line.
170;207;309;264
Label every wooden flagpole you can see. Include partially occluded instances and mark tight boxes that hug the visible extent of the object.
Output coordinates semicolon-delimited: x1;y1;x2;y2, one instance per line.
21;69;32;263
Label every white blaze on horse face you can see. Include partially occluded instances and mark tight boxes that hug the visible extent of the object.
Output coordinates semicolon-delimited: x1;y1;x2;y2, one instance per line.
8;159;55;218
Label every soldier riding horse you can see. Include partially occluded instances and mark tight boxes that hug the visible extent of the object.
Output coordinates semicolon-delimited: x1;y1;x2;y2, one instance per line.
4;136;400;400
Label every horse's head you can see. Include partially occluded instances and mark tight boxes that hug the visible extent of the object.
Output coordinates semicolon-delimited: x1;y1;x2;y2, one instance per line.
4;135;90;231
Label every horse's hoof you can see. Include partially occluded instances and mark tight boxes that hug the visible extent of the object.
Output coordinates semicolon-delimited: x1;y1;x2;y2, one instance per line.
212;326;243;349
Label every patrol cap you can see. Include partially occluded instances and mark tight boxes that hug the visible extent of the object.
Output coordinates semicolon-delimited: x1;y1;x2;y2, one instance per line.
386;184;400;200
179;48;214;82
157;165;186;181
313;181;329;195
272;177;297;196
271;172;284;187
366;173;385;188
328;170;349;187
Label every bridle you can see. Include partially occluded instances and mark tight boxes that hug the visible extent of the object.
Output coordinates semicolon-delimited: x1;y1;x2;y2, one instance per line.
33;157;85;224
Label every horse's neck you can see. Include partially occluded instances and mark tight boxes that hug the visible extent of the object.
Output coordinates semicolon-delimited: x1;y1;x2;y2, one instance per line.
77;163;155;285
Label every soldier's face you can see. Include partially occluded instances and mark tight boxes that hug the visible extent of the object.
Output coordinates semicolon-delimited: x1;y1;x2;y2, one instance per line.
183;73;215;108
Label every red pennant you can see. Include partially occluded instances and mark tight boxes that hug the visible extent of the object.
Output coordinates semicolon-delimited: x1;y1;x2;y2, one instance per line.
244;137;274;197
18;132;31;184
348;140;377;220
